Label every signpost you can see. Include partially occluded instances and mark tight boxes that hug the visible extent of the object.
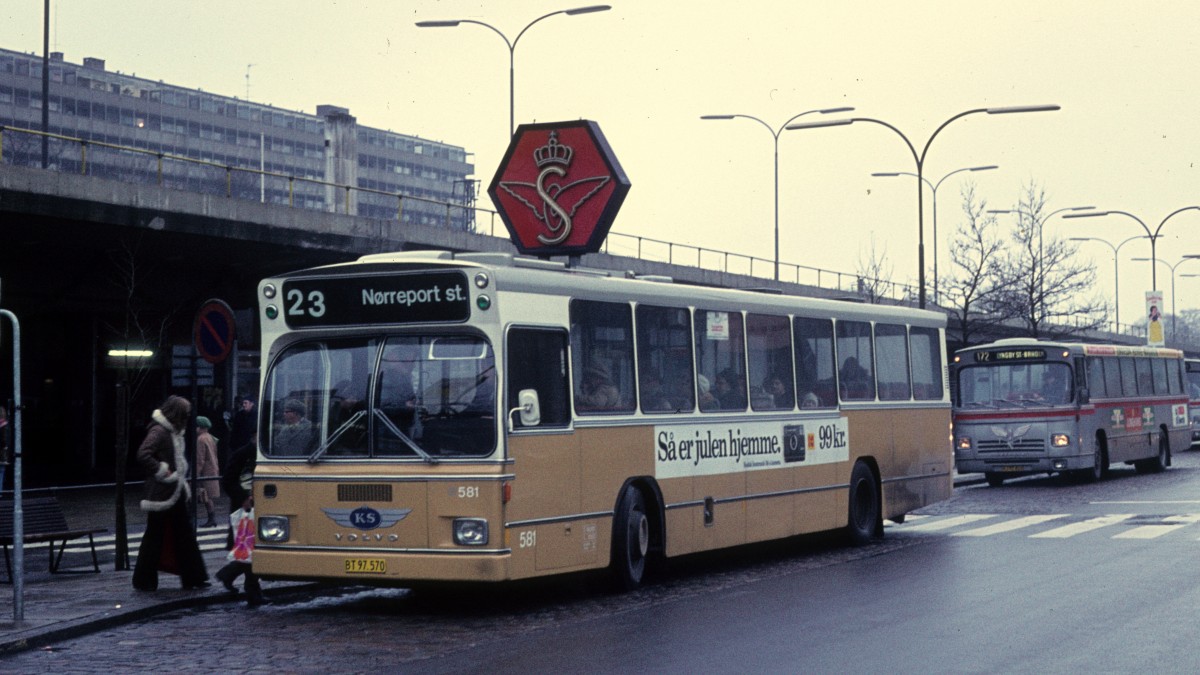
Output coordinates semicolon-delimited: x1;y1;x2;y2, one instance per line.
194;299;236;365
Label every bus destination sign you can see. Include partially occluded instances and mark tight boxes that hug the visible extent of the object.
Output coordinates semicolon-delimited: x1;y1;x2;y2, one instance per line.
975;349;1047;363
281;271;470;328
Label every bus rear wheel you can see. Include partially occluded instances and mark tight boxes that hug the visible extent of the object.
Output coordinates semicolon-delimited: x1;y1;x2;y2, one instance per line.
845;461;881;545
1136;431;1169;474
611;485;650;590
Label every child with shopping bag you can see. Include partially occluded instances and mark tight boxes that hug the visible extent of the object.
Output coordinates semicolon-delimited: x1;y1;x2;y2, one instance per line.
216;496;266;606
216;442;266;606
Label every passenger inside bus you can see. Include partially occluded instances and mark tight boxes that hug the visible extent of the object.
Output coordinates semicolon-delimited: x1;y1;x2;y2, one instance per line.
576;363;622;411
839;356;871;399
274;398;315;455
639;372;674;412
714;369;747;410
697;374;718;411
379;353;420;437
1040;367;1071;405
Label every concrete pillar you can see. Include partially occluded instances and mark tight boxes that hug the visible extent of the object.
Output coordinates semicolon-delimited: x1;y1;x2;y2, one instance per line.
318;105;358;216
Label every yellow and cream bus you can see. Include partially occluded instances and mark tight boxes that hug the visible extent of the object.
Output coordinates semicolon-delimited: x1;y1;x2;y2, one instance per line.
953;339;1189;487
251;250;952;588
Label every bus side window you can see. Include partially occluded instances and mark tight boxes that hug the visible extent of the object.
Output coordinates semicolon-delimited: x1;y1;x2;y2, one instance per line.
570;300;636;414
794;317;836;408
636;305;695;413
1086;357;1106;399
909;326;943;401
836;320;875;401
875;323;911;401
506;328;570;428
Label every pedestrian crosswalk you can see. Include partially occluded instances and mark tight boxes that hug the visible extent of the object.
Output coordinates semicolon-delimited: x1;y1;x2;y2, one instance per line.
13;523;230;559
891;512;1200;541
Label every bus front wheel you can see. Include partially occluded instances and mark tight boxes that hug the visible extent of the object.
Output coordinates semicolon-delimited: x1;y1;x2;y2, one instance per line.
611;485;650;590
845;461;881;545
1079;439;1108;482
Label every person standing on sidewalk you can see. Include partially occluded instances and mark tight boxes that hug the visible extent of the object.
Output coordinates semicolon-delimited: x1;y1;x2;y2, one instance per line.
132;395;210;591
195;416;221;527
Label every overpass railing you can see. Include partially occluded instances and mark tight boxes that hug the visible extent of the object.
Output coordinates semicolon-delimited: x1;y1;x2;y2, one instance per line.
0;123;934;304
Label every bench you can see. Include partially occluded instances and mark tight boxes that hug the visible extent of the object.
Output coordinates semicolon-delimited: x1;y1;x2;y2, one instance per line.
0;496;107;582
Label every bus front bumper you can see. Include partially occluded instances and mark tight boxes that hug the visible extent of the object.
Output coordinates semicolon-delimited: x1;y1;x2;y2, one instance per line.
956;453;1093;476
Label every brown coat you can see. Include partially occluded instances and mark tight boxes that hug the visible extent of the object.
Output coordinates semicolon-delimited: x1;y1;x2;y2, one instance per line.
136;410;190;512
196;432;220;498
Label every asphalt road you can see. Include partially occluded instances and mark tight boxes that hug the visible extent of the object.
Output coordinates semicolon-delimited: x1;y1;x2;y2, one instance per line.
7;450;1200;673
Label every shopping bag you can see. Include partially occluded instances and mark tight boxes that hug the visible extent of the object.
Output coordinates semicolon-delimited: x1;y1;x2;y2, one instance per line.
228;507;255;563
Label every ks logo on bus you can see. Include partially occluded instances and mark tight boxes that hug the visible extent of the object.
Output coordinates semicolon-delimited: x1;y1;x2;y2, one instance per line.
489;120;630;257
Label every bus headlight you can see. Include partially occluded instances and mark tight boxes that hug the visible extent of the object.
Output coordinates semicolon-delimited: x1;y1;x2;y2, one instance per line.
956;436;972;450
1051;434;1071;448
453;518;488;546
258;516;291;543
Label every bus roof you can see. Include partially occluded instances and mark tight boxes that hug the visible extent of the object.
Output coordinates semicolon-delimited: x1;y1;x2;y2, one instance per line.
957;338;1183;360
271;249;947;328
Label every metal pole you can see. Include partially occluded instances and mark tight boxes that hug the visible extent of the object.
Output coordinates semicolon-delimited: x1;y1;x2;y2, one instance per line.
773;134;779;281
1;307;24;621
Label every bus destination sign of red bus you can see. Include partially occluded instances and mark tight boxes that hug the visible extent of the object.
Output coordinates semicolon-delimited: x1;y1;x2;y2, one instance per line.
488;120;631;257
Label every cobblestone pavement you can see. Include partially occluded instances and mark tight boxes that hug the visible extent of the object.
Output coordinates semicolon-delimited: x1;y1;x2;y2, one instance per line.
0;474;987;670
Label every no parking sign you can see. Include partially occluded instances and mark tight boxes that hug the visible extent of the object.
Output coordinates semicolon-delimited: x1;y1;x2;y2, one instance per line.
193;298;236;365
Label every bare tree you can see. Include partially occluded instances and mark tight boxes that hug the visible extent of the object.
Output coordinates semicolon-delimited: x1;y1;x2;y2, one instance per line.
855;233;898;304
993;182;1107;339
941;182;1013;346
104;236;178;570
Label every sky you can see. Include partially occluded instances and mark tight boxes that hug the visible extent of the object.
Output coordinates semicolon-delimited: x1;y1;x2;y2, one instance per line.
3;1;1199;324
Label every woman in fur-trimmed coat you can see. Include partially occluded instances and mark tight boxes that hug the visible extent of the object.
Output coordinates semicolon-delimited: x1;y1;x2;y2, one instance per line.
132;395;210;591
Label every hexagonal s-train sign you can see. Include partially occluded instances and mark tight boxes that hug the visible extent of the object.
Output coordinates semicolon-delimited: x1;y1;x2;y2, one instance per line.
488;120;630;257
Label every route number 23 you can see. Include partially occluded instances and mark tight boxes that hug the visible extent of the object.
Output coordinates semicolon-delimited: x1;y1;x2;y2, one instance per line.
286;289;326;318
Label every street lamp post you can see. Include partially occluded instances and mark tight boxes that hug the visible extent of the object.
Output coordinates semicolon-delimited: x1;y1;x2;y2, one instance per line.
1131;255;1200;342
873;165;999;304
787;104;1060;309
1063;206;1200;292
417;5;611;136
989;205;1094;324
1069;235;1147;333
701;107;855;281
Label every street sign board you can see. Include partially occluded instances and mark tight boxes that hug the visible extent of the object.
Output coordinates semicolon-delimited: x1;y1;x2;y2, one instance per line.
488;120;630;257
194;298;236;365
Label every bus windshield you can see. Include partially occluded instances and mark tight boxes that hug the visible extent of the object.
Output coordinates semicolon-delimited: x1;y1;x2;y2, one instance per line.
957;361;1073;408
263;334;496;460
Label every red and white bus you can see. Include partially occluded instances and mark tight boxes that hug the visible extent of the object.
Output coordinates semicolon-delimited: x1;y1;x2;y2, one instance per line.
1185;358;1200;448
249;250;954;588
953;339;1189;486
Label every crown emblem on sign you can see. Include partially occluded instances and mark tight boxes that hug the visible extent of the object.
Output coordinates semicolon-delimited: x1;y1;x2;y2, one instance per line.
534;131;573;168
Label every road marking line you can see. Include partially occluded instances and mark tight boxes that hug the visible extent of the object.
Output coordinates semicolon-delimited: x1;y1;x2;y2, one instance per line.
901;514;997;532
1030;514;1134;538
1113;514;1200;539
953;514;1068;537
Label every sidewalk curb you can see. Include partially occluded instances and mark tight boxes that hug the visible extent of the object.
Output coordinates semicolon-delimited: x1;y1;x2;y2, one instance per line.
0;582;326;655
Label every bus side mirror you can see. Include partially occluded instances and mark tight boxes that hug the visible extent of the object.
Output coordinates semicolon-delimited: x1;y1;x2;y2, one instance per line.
508;389;541;430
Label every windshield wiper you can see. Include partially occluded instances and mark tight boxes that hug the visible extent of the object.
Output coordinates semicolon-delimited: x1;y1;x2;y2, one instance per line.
373;409;438;464
307;409;368;464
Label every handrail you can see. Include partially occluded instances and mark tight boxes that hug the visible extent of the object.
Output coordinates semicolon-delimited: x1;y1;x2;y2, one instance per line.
1;123;916;303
